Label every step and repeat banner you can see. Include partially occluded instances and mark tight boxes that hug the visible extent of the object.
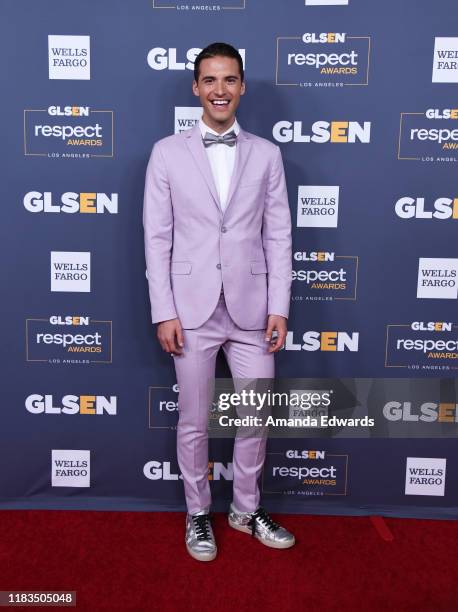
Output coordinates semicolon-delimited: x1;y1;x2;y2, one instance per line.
1;0;458;518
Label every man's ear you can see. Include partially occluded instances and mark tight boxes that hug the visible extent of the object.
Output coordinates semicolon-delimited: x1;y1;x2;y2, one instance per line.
192;80;200;97
240;81;246;95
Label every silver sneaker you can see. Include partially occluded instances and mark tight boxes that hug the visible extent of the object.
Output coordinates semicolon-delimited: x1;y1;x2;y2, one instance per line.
228;504;295;549
185;508;217;562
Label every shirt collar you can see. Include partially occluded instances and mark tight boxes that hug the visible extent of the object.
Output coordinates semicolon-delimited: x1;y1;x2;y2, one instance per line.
199;116;240;138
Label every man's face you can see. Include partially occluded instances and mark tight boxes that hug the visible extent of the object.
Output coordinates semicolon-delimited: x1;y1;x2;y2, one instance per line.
192;55;245;132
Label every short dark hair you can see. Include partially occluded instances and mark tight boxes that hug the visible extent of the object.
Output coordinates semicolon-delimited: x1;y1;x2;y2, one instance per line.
194;42;244;83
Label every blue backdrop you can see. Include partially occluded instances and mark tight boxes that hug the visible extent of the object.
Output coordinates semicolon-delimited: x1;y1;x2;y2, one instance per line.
1;0;457;518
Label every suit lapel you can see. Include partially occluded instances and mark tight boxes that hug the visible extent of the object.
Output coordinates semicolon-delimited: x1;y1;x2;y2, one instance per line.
184;125;221;214
223;128;252;219
183;124;253;218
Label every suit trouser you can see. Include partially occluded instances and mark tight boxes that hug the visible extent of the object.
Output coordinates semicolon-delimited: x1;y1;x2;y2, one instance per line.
173;290;274;515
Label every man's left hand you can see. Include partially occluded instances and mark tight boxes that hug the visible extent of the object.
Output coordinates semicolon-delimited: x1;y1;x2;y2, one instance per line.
265;315;288;353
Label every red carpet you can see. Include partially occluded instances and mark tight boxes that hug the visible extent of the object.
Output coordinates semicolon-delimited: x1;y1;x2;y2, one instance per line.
1;510;457;611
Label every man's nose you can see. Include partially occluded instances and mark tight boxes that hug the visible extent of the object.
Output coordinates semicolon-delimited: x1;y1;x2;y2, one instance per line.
214;81;227;96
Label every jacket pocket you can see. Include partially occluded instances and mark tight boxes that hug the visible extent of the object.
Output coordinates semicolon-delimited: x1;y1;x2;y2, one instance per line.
171;261;192;275
251;261;268;274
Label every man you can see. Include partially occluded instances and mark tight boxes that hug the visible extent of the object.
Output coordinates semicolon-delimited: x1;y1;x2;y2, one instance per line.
143;42;294;562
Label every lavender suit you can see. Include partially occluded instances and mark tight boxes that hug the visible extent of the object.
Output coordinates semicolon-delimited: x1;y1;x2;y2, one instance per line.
143;123;292;513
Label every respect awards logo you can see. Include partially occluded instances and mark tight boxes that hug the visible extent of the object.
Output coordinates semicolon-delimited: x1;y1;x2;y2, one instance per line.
398;108;458;163
385;321;458;372
148;384;220;429
276;32;370;87
26;316;112;365
262;449;348;497
148;384;179;430
152;0;245;9
24;105;114;158
292;251;358;302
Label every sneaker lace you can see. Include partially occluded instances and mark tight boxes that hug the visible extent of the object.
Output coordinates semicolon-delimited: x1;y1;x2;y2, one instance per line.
192;513;211;540
247;507;280;537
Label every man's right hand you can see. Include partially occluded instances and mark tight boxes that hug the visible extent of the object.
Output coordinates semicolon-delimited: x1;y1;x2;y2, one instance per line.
157;318;184;356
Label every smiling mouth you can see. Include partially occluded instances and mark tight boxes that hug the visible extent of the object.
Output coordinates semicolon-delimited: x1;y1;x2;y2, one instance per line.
210;100;230;107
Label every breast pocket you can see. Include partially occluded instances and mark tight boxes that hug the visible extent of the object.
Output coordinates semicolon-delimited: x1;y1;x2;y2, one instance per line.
238;178;265;190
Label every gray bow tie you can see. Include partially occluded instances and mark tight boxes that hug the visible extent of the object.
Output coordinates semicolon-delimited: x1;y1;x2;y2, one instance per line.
202;130;237;148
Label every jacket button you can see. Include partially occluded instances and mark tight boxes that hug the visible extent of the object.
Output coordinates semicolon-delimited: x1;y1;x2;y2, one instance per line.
221;226;227;233
216;263;221;269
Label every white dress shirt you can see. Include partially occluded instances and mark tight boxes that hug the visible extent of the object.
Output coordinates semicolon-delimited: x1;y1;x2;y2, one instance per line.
199;117;240;213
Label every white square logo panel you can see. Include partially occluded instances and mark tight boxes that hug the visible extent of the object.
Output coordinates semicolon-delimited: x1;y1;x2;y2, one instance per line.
405;457;446;496
417;258;458;299
174;107;202;134
48;35;90;80
432;37;458;83
51;251;91;293
52;450;90;487
297;186;339;228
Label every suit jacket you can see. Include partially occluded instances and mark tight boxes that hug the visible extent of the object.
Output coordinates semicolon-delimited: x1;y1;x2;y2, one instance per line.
143;123;292;330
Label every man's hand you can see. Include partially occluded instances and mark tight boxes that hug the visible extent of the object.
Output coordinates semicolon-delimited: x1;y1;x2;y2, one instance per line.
157;318;184;356
265;315;287;353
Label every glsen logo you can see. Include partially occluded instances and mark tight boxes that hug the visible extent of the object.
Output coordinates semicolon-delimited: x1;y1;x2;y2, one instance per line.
52;450;90;487
48;35;90;80
26;315;112;365
395;196;458;220
432;37;458;83
292;251;358;301
405;457;446;496
297;186;339;228
276;32;370;87
305;0;349;4
143;461;233;481
398;108;458;162
152;0;246;9
147;47;246;71
262;449;348;496
385;321;457;371
417;258;458;299
51;252;91;293
384;402;458;423
285;450;326;459
24;105;114;158
273;120;371;143
26;395;117;415
23;192;118;214
284;331;359;351
174;107;202;133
